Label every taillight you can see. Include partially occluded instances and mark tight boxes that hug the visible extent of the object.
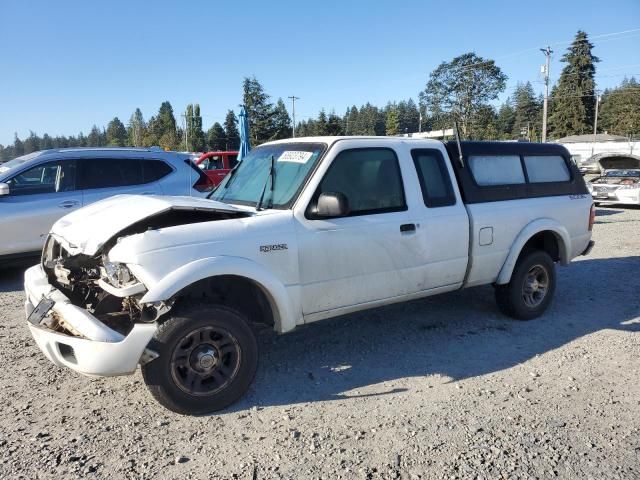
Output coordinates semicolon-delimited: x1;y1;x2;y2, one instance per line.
185;159;215;192
588;203;595;231
193;174;214;192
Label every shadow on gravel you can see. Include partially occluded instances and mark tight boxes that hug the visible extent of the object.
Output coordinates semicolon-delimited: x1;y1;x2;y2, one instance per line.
229;255;640;412
0;261;33;292
595;208;624;217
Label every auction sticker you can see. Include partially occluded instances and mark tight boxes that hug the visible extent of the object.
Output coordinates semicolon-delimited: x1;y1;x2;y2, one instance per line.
278;151;313;163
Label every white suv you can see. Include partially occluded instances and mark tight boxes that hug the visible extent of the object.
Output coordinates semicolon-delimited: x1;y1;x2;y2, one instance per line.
0;148;213;262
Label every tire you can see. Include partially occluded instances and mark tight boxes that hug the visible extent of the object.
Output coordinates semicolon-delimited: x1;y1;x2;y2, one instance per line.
142;305;258;415
494;250;556;320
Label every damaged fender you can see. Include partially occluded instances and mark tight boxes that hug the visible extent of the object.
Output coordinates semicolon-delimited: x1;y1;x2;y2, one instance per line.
139;256;300;333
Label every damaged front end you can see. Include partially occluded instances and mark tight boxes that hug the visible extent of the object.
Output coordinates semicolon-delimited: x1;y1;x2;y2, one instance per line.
25;195;253;376
22;235;162;376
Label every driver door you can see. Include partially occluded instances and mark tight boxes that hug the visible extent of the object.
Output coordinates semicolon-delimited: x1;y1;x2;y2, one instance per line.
295;147;420;315
0;160;81;256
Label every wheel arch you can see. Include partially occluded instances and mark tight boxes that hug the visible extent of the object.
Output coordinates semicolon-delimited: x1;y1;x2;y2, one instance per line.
495;219;570;285
140;256;300;333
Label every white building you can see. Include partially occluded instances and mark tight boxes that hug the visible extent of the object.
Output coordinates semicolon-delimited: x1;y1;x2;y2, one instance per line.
555;133;639;168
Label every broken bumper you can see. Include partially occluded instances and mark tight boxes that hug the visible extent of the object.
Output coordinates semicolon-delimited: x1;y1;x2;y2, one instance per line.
24;264;157;377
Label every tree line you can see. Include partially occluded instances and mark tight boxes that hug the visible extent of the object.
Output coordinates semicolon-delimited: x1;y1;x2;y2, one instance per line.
2;30;638;162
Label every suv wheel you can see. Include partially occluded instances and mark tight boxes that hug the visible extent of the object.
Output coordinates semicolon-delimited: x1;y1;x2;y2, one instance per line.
142;305;258;415
494;250;556;320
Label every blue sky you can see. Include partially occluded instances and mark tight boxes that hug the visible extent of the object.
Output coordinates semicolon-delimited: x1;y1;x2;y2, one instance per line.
1;0;639;145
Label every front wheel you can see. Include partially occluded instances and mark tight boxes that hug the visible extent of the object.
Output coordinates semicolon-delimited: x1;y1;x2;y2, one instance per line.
142;305;258;415
494;250;556;320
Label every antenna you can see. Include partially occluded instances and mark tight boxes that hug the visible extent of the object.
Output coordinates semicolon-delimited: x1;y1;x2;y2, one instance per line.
453;121;465;168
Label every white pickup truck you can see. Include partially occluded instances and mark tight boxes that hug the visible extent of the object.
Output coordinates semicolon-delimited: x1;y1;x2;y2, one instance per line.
24;137;595;414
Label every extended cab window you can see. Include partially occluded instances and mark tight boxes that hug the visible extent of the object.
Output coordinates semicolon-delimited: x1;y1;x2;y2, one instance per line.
411;149;456;207
7;160;77;196
80;158;142;189
468;155;525;186
317;148;406;216
524;155;571;183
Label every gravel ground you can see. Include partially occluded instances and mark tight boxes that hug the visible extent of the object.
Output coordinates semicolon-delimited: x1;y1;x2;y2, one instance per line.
0;206;638;480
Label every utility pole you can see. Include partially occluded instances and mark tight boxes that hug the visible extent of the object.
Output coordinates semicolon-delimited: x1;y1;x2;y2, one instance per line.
540;46;552;143
288;96;300;137
592;93;601;156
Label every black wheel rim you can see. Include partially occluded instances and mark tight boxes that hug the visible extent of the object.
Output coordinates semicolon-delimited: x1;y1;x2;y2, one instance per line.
170;326;241;396
522;264;549;308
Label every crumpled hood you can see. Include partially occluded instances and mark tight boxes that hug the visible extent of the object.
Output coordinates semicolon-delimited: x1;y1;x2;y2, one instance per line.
51;194;248;255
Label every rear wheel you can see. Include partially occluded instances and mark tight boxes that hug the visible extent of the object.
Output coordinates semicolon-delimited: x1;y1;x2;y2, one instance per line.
142;305;258;415
494;250;556;320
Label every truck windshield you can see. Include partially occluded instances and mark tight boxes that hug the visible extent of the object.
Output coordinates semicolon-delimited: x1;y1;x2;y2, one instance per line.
210;142;326;208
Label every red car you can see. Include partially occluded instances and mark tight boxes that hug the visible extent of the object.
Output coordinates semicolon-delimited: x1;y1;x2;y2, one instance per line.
195;151;239;186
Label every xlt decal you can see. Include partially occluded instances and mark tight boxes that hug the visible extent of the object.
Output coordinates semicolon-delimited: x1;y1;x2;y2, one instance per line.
260;244;288;253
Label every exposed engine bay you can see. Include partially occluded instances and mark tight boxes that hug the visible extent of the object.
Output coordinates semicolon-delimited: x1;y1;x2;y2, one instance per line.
41;208;251;337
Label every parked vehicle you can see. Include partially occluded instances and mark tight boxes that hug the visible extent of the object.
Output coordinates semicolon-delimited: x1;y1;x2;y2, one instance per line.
587;154;640;205
0;147;213;262
196;151;239;186
24;137;594;414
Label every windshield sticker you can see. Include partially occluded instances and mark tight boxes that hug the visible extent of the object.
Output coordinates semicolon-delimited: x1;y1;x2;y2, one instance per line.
278;151;313;164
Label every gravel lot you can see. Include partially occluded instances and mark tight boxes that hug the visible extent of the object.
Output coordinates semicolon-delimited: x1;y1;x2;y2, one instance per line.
0;206;638;480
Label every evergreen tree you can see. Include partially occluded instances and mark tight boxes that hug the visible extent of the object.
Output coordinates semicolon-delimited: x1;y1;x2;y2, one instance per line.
385;107;400;135
41;133;53;150
272;98;292;140
548;30;599;138
397;99;420;134
345;106;359;135
128;108;146;147
185;104;206;152
87;125;102;147
23;131;40;153
512;82;541;139
242;77;275;144
496;99;516;139
419;52;507;137
153;101;178;150
13;132;24;157
106;117;127;146
314;110;328;136
599;77;640;139
224;110;240;150
326;112;344;135
207;122;227;151
469;105;499;140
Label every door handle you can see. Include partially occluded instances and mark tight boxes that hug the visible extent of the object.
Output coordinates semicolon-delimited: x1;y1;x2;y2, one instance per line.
58;200;80;209
400;223;416;233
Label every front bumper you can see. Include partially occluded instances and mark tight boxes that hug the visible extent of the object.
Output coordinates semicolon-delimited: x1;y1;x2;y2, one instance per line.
24;264;157;377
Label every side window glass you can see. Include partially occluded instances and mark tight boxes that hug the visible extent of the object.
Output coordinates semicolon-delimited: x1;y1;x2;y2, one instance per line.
228;154;238;168
411;149;456;207
81;158;142;189
205;156;223;170
142;160;173;183
524;155;571;183
317;148;406;216
7;161;76;196
469;155;525;186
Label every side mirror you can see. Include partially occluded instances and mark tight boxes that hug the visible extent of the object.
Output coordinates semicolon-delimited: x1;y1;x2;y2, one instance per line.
316;192;349;218
0;182;9;197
